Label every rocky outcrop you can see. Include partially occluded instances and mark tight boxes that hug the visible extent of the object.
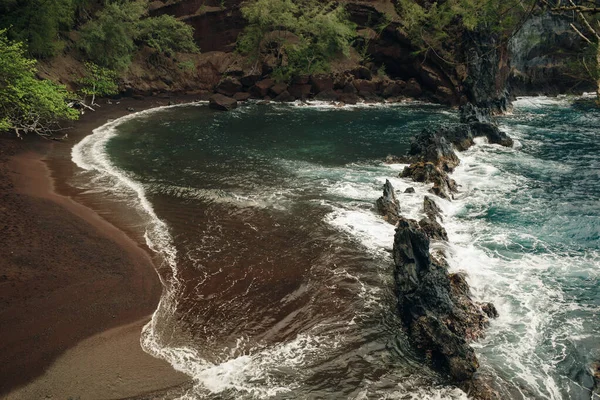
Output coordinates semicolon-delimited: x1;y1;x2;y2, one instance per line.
401;162;457;200
209;93;237;111
419;196;447;241
393;218;496;381
509;13;595;96
376;179;401;225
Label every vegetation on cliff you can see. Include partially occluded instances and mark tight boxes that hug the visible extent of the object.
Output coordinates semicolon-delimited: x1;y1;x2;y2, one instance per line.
0;29;78;138
0;0;199;137
237;0;355;80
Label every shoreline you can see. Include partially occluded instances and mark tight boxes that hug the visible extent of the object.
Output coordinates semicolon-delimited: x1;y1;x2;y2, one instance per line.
0;96;195;398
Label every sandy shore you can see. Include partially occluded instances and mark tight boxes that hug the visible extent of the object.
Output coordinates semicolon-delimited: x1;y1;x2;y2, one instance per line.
0;96;198;399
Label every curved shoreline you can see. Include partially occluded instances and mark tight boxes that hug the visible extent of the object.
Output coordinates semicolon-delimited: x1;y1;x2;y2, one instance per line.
0;97;193;399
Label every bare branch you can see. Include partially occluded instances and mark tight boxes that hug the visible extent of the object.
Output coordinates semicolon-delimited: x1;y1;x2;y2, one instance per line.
570;23;594;44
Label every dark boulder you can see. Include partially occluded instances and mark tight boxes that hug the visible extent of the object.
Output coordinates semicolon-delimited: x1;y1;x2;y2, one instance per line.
250;79;275;98
350;65;372;80
288;84;312;100
342;82;358;94
240;74;261;88
269;82;288;97
353;79;379;94
404;187;415;194
403;78;422;98
310;75;334;93
314;89;340;102
209;94;238;111
216;77;242;97
382;81;405;98
233;92;251;101
376;179;401;225
409;128;460;172
339;92;360;105
393;219;496;381
470;122;514;147
273;90;294;102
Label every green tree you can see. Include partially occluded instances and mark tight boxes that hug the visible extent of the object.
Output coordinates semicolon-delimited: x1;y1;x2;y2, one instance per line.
237;0;355;80
78;0;146;71
137;14;199;55
0;29;78;137
0;0;78;58
395;0;534;61
78;62;118;106
78;1;199;71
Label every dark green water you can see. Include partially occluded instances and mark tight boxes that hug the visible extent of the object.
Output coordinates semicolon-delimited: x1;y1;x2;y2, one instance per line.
72;99;600;399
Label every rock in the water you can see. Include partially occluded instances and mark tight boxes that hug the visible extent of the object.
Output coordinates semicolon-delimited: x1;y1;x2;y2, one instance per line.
401;162;457;200
419;196;447;240
393;219;496;381
376;179;401;225
418;217;448;241
423;196;443;222
409;128;460;172
404;187;415;194
233;92;251;101
470;122;514;147
209;94;238;111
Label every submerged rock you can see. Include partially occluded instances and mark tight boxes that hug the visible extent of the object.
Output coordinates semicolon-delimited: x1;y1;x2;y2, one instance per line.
209;94;238;111
376;179;401;225
393;218;496;381
404;187;415;194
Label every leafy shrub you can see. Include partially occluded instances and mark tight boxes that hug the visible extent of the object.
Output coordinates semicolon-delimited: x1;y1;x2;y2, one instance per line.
237;0;355;80
0;29;78;137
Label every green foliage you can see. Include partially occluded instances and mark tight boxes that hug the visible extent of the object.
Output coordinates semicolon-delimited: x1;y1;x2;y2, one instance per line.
237;0;355;79
78;62;118;103
178;60;196;71
137;15;199;55
78;1;146;71
395;0;534;58
78;1;199;71
0;0;78;58
0;29;78;137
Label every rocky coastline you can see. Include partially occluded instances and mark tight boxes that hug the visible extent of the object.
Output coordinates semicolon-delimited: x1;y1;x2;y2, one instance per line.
376;105;515;398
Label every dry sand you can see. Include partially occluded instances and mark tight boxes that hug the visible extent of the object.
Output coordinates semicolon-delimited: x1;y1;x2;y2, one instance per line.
0;97;200;399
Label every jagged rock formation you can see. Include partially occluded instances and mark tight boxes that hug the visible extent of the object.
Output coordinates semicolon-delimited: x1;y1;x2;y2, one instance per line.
419;196;447;241
393;218;496;382
509;13;596;96
400;108;513;199
376;179;401;225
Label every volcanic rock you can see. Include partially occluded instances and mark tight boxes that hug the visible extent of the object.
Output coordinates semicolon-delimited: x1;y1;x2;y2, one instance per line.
209;94;237;111
393;219;496;381
376;179;401;225
216;77;242;97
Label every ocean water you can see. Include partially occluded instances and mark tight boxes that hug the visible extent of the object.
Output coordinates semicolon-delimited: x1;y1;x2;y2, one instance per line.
71;98;600;399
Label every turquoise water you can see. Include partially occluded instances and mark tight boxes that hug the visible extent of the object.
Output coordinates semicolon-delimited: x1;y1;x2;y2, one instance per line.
72;99;599;399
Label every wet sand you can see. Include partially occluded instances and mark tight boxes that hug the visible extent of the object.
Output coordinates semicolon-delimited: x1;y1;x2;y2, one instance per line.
0;97;198;399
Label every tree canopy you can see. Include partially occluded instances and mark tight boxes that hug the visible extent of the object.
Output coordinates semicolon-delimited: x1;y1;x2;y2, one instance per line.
237;0;355;80
0;29;78;137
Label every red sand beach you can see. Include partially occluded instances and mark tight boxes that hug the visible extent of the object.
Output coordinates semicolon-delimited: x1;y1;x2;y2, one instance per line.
0;97;197;399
